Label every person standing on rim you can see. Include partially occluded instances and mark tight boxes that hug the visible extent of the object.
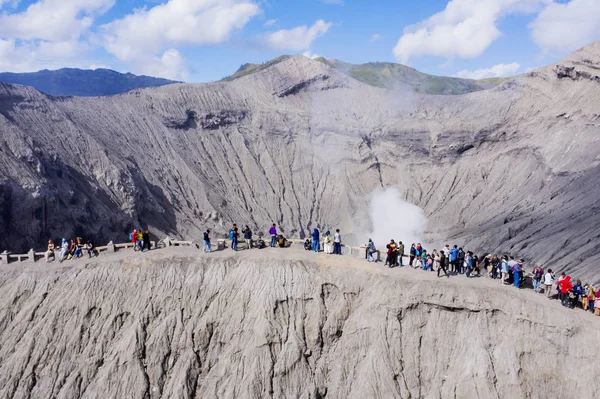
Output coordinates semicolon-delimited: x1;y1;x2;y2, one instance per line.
513;259;523;288
334;229;342;255
397;241;405;266
312;228;320;252
142;229;151;252
269;224;277;247
203;229;212;253
409;244;416;267
243;225;252;249
457;247;465;274
449;245;459;273
229;224;239;251
544;268;555;297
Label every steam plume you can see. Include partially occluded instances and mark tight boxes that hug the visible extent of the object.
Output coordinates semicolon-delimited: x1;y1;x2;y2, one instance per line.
368;188;427;249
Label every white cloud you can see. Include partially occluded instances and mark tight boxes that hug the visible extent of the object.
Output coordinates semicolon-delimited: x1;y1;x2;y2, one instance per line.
265;19;332;51
455;62;520;79
264;19;277;27
136;49;188;81
0;0;113;73
0;39;97;72
370;34;382;42
103;0;259;62
393;0;551;64
0;0;114;42
530;0;600;54
0;39;36;72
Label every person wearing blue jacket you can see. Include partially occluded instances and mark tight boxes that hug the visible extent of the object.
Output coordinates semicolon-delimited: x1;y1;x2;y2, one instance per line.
572;280;584;308
409;244;416;266
449;245;459;273
312;228;320;252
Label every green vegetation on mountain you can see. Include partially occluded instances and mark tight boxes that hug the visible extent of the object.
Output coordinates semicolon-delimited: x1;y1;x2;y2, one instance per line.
221;56;291;82
315;58;490;95
222;55;510;95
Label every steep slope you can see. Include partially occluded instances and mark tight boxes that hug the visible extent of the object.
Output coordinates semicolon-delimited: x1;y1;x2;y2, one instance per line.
0;248;598;398
0;68;178;97
0;43;600;281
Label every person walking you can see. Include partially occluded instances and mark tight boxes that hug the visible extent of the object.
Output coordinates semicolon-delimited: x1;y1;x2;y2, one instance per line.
243;225;253;249
203;229;213;252
367;239;377;262
532;264;544;293
438;250;449;278
333;229;342;255
465;251;474;278
543;269;555;297
312;228;320;252
269;224;277;247
86;240;98;258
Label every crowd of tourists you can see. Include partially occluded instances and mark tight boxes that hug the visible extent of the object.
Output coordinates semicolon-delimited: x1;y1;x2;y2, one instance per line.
43;237;99;263
43;223;596;316
366;239;600;315
202;226;599;316
43;228;152;263
202;224;343;254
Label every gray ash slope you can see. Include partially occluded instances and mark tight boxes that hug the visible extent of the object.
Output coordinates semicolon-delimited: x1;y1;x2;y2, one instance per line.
1;43;600;282
0;248;598;398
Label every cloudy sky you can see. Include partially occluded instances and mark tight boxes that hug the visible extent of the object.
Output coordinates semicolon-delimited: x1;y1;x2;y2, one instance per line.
0;0;599;82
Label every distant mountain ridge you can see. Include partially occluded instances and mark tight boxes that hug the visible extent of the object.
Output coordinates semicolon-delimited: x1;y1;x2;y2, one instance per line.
222;55;509;95
0;68;179;97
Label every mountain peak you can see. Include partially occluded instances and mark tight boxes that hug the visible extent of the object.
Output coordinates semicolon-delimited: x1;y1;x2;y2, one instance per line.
222;55;504;95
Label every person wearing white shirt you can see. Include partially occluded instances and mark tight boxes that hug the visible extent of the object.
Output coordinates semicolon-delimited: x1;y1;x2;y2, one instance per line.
544;269;555;298
333;229;342;255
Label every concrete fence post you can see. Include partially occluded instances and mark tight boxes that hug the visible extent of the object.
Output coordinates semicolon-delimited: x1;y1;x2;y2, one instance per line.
0;251;8;264
28;249;36;263
107;241;116;253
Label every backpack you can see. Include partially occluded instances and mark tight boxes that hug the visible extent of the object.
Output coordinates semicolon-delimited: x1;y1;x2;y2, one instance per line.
128;233;132;241
229;229;234;240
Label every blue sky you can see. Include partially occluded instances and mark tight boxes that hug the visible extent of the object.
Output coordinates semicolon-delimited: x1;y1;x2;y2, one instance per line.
0;0;599;82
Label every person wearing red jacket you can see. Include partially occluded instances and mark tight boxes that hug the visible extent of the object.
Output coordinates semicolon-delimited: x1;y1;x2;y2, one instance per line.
558;276;573;307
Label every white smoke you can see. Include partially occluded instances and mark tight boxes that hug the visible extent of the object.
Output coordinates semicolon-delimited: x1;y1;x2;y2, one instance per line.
367;188;427;250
